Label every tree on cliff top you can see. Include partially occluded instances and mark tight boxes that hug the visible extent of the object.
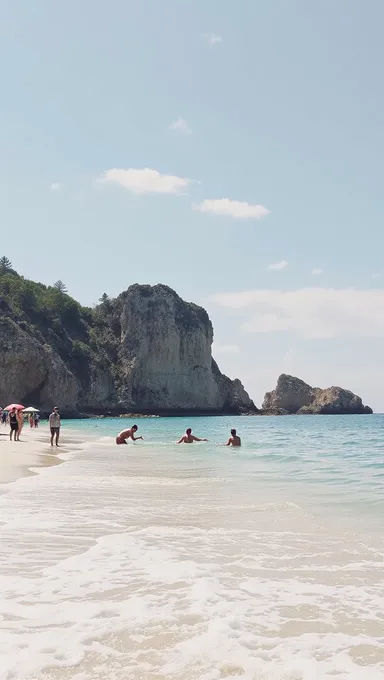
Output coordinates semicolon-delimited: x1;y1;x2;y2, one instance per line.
0;256;13;272
53;280;67;293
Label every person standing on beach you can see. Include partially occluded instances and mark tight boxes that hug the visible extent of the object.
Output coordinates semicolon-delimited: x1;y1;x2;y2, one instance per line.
9;408;19;441
177;428;208;444
49;407;61;447
34;412;39;428
116;424;143;445
225;429;241;447
16;409;24;441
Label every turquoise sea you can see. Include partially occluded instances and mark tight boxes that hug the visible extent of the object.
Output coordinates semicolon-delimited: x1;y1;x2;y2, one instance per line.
72;414;384;524
0;414;383;679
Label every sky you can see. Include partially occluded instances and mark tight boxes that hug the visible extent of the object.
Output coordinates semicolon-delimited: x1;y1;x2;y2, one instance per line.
1;0;384;410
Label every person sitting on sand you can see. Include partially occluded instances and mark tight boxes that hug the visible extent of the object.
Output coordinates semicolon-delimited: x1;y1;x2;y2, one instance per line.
116;424;144;445
177;428;208;444
225;428;241;447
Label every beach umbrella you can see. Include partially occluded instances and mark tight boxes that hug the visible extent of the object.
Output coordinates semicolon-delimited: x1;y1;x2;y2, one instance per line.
23;407;40;413
4;403;25;411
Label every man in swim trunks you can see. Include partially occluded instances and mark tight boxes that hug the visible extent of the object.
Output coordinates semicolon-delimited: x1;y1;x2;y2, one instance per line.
177;428;208;444
116;424;143;445
225;428;241;447
49;407;61;447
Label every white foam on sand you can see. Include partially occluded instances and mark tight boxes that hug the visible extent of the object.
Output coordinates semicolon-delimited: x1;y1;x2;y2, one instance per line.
0;431;383;679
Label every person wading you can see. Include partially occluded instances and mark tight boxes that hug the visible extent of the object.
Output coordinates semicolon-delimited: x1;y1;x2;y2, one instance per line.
116;425;144;445
177;428;208;444
224;428;241;447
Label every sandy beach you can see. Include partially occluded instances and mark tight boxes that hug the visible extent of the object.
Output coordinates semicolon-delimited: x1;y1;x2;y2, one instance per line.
0;424;64;485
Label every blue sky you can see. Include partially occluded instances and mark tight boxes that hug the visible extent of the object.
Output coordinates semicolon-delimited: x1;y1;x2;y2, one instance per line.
1;0;384;409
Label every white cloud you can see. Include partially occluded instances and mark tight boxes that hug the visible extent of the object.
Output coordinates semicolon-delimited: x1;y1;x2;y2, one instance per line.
268;260;288;271
206;33;222;45
312;268;324;276
209;287;384;339
99;168;191;195
213;343;240;354
169;117;192;135
193;198;270;220
50;182;61;191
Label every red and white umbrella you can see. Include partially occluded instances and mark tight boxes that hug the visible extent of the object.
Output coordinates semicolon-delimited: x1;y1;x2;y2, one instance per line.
4;403;25;411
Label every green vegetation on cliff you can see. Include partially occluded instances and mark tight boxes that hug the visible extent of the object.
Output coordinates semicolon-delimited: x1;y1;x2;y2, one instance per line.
0;259;118;391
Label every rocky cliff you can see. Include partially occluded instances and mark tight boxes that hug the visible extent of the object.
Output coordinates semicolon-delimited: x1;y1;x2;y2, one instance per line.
115;284;255;413
262;374;373;415
0;270;256;415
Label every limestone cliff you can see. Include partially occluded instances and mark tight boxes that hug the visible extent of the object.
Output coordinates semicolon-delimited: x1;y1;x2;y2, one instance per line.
262;374;373;415
110;284;256;413
0;317;79;410
0;273;256;414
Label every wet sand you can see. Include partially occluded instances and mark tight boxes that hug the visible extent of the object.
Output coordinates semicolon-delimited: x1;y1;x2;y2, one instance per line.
0;425;64;485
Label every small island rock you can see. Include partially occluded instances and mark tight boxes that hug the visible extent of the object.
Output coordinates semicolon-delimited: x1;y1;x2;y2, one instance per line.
262;374;373;415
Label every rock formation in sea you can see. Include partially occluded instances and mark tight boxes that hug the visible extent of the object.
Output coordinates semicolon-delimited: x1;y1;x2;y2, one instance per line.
262;374;373;415
0;269;256;415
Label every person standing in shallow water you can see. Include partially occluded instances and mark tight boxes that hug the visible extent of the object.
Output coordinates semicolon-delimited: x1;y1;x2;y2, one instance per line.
49;407;61;447
225;429;241;447
177;428;208;444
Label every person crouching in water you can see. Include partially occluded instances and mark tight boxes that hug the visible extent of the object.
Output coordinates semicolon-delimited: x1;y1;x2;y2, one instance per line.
225;429;241;447
116;424;144;445
177;428;208;444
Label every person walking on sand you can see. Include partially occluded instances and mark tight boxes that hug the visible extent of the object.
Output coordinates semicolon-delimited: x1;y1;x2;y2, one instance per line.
116;424;143;445
16;408;24;441
9;408;19;441
29;413;34;428
225;428;241;447
177;428;208;444
49;407;61;447
34;412;39;428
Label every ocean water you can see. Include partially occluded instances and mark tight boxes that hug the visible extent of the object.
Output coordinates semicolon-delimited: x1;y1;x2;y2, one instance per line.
0;414;383;680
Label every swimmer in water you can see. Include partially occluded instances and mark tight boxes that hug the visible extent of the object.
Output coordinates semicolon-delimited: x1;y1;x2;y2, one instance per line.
225;428;241;447
177;427;208;444
116;424;144;445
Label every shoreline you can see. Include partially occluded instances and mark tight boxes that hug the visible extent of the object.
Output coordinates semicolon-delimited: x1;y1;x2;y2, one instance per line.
0;424;80;486
36;410;376;420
